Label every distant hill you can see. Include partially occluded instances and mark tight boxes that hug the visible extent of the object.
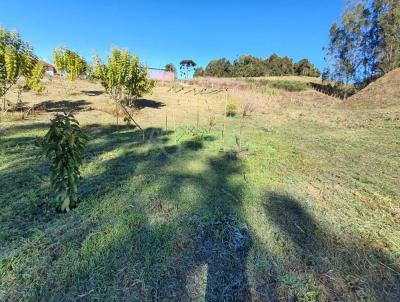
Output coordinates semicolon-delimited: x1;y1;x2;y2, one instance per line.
346;68;400;108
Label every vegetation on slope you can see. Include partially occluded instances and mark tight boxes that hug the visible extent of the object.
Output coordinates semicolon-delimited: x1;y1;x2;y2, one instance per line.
347;68;400;108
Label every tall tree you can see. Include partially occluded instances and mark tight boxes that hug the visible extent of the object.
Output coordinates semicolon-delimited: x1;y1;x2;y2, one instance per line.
327;20;357;84
233;55;265;77
326;0;400;83
295;59;321;77
205;58;232;77
179;59;196;79
372;0;400;74
194;67;205;77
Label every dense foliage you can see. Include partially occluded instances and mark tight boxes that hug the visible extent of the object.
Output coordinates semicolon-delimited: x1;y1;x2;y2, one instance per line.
198;54;320;78
40;112;88;212
193;67;205;77
27;62;46;92
53;47;88;80
0;27;45;106
164;63;176;73
327;0;400;84
92;48;154;103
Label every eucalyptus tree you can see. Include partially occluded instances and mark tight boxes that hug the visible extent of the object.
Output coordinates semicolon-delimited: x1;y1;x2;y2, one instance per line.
326;0;400;83
372;0;400;74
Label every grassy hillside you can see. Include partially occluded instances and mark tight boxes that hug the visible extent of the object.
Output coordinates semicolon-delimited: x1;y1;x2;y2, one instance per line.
1;78;399;301
347;68;400;109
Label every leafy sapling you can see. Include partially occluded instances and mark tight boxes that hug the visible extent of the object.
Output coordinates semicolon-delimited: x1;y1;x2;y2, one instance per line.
40;112;88;212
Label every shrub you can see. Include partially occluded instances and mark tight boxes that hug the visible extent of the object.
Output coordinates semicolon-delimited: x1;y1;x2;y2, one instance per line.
226;102;237;117
40;112;88;212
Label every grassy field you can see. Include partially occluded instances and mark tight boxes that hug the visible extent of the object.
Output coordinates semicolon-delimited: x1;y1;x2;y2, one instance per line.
1;77;399;301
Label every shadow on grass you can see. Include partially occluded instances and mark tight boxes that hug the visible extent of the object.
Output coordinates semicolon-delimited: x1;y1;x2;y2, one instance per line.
263;192;400;301
76;125;253;300
1;121;399;301
35;99;92;112
131;98;166;109
1;122;253;300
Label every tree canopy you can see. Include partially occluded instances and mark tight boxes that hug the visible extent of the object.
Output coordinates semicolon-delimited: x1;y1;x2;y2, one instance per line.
326;0;400;84
196;54;320;78
0;27;44;101
53;47;88;81
164;63;176;73
92;48;154;103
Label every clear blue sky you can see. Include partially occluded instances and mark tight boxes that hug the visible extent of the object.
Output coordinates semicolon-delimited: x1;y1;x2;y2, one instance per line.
0;0;344;71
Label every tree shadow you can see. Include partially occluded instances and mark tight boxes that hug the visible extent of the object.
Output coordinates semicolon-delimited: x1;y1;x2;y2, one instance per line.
2;121;399;301
67;126;254;301
0;122;49;133
80;90;104;96
35;99;92;112
263;192;400;301
131;98;166;109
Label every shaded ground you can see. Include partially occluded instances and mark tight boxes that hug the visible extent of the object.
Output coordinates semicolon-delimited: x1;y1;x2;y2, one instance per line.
131;98;165;109
1;78;399;301
35;99;92;112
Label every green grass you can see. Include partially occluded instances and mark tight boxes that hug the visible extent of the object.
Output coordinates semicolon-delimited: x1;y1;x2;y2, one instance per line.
1;111;399;301
246;78;309;91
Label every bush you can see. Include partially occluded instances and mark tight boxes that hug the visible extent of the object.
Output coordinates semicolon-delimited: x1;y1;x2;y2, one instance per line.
40;112;88;212
226;103;237;117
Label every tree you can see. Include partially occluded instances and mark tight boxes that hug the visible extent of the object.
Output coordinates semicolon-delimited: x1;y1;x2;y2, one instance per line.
0;27;43;111
39;112;88;212
27;62;46;92
93;48;154;104
201;54;320;78
321;67;331;82
264;54;280;76
327;21;357;84
179;59;196;79
233;55;265;77
372;0;400;74
326;0;400;84
294;59;321;77
204;58;232;77
92;48;154;129
165;63;176;73
53;47;88;80
194;67;205;77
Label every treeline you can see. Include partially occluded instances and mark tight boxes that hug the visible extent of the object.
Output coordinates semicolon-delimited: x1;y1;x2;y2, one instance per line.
194;54;321;78
326;0;400;85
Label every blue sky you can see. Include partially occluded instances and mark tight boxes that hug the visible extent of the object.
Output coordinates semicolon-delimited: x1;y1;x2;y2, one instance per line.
0;0;344;71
